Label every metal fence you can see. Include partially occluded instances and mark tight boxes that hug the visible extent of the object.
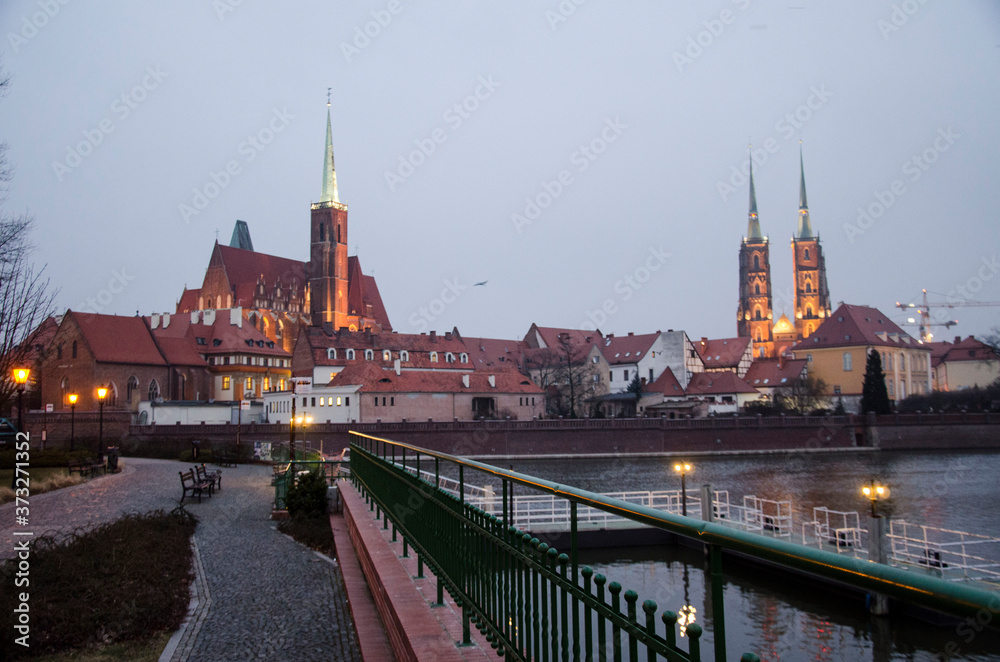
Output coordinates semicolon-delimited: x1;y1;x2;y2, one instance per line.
348;431;1000;662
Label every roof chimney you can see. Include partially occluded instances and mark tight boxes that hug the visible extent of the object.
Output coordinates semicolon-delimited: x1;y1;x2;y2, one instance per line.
701;337;708;345
394;359;401;376
488;375;496;388
203;309;216;325
150;314;160;329
955;336;961;344
462;374;470;388
162;313;171;329
190;311;200;325
230;307;242;327
628;332;634;337
430;330;437;343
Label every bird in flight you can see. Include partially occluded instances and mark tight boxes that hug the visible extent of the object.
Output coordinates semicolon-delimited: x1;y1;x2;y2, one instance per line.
474;280;488;287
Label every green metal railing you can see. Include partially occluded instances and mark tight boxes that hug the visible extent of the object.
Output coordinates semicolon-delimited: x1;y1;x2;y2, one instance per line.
349;431;1000;661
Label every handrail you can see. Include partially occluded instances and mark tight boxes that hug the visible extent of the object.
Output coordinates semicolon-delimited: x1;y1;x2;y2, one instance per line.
350;430;1000;623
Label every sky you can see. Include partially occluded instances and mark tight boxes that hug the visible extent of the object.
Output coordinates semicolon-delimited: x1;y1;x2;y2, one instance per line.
1;1;998;343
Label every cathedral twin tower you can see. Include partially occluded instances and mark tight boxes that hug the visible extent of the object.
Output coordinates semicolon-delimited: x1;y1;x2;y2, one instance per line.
737;145;831;359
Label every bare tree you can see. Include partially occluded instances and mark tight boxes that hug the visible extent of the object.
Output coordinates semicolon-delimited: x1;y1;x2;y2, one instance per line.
774;373;828;415
0;65;58;418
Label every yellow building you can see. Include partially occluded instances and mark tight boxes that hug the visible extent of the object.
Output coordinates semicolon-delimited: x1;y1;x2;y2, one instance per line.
928;336;1000;391
792;304;931;412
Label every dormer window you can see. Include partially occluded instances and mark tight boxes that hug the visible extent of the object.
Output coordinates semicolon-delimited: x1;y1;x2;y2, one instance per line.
327;348;337;360
382;350;392;361
460;353;468;363
430;351;438;363
445;352;455;363
345;349;355;360
364;349;374;360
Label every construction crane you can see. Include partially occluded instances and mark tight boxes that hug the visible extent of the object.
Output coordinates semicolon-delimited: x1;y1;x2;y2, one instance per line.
895;289;1000;342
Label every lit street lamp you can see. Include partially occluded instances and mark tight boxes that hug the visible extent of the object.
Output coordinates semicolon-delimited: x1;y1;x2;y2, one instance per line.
97;386;108;463
68;393;78;451
862;480;890;518
674;461;693;516
11;368;30;489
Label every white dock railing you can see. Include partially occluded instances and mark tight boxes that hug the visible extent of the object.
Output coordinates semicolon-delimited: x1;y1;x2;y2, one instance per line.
888;521;1000;583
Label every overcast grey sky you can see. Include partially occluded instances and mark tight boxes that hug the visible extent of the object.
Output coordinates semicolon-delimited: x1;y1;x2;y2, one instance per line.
1;1;998;342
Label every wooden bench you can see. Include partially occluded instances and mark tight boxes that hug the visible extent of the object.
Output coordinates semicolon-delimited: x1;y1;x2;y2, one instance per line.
179;469;212;503
68;458;105;477
214;448;237;467
196;464;222;494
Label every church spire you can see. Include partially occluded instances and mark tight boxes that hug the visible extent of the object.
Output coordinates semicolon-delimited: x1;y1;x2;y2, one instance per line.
796;141;813;239
320;91;340;205
747;145;763;241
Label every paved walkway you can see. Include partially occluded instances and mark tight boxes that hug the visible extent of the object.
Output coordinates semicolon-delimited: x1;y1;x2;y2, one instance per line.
0;458;362;661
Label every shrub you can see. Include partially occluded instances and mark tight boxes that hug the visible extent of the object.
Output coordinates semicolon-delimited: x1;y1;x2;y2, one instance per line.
285;470;328;521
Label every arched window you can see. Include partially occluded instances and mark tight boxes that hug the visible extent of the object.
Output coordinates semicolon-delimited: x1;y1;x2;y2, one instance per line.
804;248;810;260
843;352;852;371
445;352;455;363
400;350;409;362
806;306;813;318
106;382;119;407
216;295;222;309
127;376;138;402
337;224;342;243
430;351;438;363
72;341;78;358
754;308;762;321
327;348;337;360
460;353;468;363
805;281;812;293
756;330;763;342
382;350;392;361
754;284;760;295
320;223;325;241
364;349;374;360
753;255;760;270
148;379;161;401
61;377;69;404
345;349;355;360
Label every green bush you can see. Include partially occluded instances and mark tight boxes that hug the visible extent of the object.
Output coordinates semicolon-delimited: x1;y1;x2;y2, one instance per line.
285;470;328;521
178;448;214;463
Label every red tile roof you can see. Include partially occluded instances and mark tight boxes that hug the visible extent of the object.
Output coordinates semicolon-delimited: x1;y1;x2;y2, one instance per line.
694;337;751;368
926;336;1000;367
645;366;684;396
685;371;758;395
151;311;290;358
215;244;307;296
524;324;601;350
71;312;167;365
303;326;471;370
176;287;201;314
331;364;543;394
792;304;923;351
464;336;527;371
743;359;809;388
600;333;658;365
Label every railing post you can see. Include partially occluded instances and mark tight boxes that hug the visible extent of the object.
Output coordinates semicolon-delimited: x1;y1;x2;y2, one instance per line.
868;515;890;615
709;544;727;662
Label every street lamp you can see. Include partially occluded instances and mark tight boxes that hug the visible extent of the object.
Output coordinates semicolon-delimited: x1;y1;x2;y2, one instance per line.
862;480;890;518
96;386;108;463
68;393;78;451
674;461;693;516
11;367;29;489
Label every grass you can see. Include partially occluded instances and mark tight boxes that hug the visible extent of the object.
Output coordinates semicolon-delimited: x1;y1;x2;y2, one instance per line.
0;508;197;660
0;468;89;504
29;632;172;662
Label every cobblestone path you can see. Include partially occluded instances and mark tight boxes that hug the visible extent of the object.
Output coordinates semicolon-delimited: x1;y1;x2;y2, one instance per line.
1;458;362;661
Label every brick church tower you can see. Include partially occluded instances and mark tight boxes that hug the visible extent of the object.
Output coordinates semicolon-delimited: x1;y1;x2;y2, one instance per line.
791;144;831;339
309;100;350;329
737;154;774;358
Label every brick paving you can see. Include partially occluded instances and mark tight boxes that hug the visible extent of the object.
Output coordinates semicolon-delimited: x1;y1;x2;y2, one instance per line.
0;457;361;661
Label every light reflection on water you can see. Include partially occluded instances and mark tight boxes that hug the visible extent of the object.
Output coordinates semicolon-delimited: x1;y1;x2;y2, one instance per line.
427;448;1000;661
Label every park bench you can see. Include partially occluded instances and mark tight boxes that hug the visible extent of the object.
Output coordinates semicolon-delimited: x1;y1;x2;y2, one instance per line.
179;469;212;503
214;448;237;467
68;458;105;477
196;463;222;493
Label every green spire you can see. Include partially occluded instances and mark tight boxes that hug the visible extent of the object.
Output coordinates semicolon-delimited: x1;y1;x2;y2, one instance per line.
796;141;814;239
320;99;340;205
747;145;763;241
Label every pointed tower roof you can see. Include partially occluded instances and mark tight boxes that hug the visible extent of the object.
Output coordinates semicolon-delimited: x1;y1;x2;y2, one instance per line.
746;146;763;241
795;142;814;239
320;99;340;205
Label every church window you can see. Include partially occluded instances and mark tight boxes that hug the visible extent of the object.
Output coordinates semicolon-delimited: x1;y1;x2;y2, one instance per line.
804;248;810;260
806;306;813;318
754;284;760;295
843;352;853;371
320;223;325;241
756;330;763;342
753;255;760;270
127;376;139;401
148;379;161;401
805;281;812;293
754;308;762;321
364;349;374;360
337;224;342;243
216;295;222;308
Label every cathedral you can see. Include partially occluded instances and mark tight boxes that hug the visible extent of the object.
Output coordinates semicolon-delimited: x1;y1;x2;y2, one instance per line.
737;145;831;358
176;100;392;352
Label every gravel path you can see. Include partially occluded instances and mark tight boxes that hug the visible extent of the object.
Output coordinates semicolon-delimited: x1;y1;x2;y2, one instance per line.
1;458;362;661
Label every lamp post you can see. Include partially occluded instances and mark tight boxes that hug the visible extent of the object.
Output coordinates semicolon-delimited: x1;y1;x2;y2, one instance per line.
96;386;108;463
862;480;890;518
674;461;692;516
68;393;78;451
288;381;297;463
863;479;891;615
11;368;29;489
